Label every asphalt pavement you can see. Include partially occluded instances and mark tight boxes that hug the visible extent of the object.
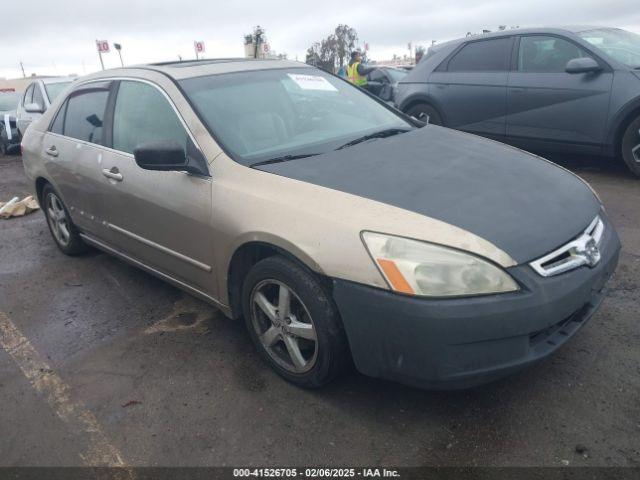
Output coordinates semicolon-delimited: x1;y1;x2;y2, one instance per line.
0;152;638;467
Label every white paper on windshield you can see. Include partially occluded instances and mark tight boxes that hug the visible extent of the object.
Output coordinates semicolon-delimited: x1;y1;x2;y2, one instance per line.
287;74;337;92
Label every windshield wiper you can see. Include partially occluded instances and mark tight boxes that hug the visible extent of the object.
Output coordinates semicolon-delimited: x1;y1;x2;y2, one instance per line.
250;153;320;168
335;128;411;151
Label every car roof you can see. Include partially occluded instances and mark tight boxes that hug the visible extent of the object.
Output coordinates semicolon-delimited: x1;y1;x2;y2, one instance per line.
85;58;310;81
40;76;76;85
431;25;608;51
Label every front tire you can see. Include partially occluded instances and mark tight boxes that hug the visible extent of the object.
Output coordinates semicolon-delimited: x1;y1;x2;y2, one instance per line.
405;103;443;126
42;184;88;255
242;255;350;388
621;115;640;177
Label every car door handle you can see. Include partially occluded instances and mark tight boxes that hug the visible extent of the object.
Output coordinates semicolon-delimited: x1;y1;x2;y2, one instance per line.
45;146;58;157
102;167;123;182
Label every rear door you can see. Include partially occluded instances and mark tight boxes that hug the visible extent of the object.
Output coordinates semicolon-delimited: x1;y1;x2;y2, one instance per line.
95;79;216;294
506;34;613;151
428;37;513;138
41;83;112;234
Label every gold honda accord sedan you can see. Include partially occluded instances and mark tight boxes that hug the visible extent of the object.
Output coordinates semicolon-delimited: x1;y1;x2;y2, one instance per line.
21;59;620;390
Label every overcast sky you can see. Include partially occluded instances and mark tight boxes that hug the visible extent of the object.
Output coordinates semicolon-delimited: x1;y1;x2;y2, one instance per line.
2;0;640;79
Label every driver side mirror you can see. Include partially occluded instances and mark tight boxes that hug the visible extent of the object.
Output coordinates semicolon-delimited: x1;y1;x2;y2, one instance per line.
565;57;601;74
24;102;44;113
133;140;208;176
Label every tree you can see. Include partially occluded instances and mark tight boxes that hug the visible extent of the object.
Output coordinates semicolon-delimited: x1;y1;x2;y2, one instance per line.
334;24;358;68
306;25;358;73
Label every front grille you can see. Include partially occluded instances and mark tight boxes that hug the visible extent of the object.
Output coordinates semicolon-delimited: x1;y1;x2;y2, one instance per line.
529;216;604;277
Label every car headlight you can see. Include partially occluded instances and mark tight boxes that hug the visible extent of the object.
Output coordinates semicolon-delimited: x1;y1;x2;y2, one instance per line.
361;232;519;297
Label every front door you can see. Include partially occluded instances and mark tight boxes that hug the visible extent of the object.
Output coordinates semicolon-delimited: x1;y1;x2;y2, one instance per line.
506;35;613;151
95;80;216;295
428;36;513;138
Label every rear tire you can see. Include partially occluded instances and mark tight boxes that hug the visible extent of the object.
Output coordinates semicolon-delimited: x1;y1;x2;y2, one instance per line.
405;103;443;126
42;184;89;255
242;255;350;388
621;115;640;177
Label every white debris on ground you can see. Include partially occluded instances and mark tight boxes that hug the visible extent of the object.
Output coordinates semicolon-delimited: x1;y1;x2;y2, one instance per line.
0;196;40;219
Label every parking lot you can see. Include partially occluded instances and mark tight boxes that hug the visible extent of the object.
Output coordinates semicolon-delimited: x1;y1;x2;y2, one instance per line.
0;151;638;467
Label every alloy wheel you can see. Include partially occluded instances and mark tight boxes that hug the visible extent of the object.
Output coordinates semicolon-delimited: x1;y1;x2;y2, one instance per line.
46;193;71;246
632;127;640;165
250;279;318;373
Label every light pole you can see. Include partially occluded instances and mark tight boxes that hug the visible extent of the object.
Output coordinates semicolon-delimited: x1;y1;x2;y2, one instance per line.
114;43;124;67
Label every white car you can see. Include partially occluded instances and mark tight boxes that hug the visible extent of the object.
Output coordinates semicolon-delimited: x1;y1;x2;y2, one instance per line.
16;77;74;136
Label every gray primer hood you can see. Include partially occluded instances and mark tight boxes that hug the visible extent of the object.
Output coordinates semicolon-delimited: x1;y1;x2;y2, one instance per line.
258;127;601;263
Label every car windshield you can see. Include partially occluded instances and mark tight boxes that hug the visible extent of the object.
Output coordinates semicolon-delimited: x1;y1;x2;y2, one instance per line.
44;81;72;102
0;92;21;111
578;28;640;69
385;69;407;82
179;68;411;165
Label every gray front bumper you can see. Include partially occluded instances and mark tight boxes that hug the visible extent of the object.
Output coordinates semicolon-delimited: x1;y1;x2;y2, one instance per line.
332;216;621;390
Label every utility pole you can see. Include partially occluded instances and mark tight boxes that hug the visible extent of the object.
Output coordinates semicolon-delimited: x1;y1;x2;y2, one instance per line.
19;62;26;78
114;43;124;67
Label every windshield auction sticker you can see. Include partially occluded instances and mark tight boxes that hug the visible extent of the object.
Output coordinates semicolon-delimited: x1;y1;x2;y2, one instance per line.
287;73;338;91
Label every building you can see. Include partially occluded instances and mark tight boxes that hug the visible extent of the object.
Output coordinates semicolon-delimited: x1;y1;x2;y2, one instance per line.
243;26;287;60
0;75;76;93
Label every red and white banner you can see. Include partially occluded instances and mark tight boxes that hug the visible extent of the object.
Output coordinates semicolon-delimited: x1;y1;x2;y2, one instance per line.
96;40;110;53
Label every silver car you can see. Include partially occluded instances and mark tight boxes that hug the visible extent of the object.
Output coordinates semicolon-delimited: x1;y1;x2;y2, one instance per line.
16;77;74;136
21;59;620;390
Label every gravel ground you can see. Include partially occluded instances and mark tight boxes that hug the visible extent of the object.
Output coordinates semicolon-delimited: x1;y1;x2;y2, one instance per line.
0;152;638;468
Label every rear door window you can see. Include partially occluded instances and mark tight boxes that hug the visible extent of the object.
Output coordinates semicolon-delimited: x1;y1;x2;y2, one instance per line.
49;101;67;135
518;36;590;72
63;90;110;144
447;38;512;72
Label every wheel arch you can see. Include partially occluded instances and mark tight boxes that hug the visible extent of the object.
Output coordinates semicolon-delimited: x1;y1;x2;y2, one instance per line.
608;99;640;157
35;176;51;206
225;237;327;319
399;94;446;125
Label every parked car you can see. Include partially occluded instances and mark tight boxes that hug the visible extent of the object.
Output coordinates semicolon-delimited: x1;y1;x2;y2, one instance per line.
395;26;640;176
363;66;407;102
22;59;620;390
0;91;22;154
0;90;22;155
16;77;74;136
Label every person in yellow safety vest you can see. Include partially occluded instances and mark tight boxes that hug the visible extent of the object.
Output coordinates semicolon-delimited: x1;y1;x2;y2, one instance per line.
346;51;373;87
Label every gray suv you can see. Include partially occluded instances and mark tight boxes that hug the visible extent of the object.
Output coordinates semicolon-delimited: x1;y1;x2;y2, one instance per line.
395;27;640;176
